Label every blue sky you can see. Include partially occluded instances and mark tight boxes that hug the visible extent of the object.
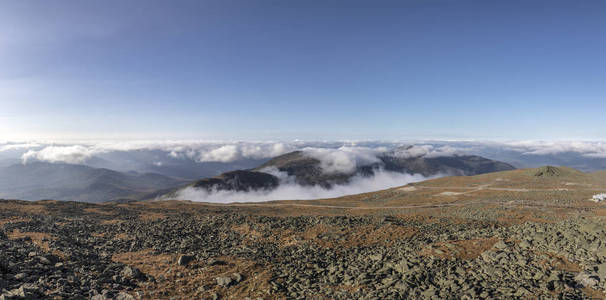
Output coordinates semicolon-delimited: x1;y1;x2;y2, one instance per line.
1;0;605;141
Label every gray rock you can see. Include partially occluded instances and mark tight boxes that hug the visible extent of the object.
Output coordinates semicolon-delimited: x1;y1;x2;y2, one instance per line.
178;255;195;266
575;272;599;288
597;263;606;279
231;272;243;283
114;292;136;300
121;265;142;279
493;240;508;250
216;276;233;287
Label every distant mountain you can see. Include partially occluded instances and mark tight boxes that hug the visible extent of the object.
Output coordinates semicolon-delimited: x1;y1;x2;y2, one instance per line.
191;170;280;192
172;148;515;194
0;162;188;203
378;146;516;177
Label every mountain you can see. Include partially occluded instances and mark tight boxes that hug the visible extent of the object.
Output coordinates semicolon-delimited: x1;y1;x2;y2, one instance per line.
378;147;516;176
191;170;279;192
0;162;188;203
173;148;515;194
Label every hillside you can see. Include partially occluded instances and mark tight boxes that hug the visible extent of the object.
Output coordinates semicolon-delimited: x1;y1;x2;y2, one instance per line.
0;162;188;202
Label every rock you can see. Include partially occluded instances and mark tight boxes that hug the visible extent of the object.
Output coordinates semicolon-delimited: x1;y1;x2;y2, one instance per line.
14;273;26;280
231;272;243;283
518;240;531;249
38;256;52;265
580;223;603;234
597;263;606;279
1;283;39;299
115;292;136;300
575;272;599;288
493;240;508;250
121;265;142;279
178;255;195;266
208;259;226;266
216;277;233;287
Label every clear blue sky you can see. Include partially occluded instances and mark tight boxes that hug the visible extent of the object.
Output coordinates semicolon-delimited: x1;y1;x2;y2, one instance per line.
1;0;605;141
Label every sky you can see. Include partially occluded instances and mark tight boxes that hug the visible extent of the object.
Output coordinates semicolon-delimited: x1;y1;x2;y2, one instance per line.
1;0;605;141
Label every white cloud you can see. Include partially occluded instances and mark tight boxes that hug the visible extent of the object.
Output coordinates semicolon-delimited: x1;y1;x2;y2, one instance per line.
21;145;98;164
391;145;432;159
172;170;436;203
502;141;606;157
302;147;382;174
8;139;606;169
0;142;41;152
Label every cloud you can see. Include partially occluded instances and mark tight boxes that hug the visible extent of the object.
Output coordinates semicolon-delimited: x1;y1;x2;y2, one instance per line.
302;146;383;174
8;139;606;171
21;145;98;164
502;141;606;157
171;170;437;203
391;145;432;159
0;142;42;152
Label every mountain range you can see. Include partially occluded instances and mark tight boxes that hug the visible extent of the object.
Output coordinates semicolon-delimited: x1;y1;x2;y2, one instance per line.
186;147;515;194
0;147;515;203
0;162;187;203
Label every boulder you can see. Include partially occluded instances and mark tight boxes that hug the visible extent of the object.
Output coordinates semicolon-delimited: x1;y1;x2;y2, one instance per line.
216;276;233;287
178;255;195;266
121;266;142;279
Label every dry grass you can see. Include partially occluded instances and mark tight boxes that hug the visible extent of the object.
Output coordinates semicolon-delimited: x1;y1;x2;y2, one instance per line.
100;219;123;225
0;217;30;228
7;229;64;258
0;202;46;214
84;208;115;215
139;212;166;221
114;233;133;240
112;250;281;299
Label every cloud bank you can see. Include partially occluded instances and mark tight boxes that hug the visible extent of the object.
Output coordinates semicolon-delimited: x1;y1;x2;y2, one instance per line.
303;146;383;174
172;170;435;203
21;145;98;164
5;139;606;172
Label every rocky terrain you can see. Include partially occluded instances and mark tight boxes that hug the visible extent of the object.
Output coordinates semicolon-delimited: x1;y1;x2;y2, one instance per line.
2;166;606;299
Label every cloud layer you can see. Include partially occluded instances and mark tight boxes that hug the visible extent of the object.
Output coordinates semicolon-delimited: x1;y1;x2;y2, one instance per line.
172;170;434;203
4;139;606;171
21;145;98;164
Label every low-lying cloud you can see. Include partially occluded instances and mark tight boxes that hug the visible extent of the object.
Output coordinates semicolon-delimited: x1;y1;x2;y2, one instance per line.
21;145;99;164
172;170;436;203
302;146;383;174
6;139;606;173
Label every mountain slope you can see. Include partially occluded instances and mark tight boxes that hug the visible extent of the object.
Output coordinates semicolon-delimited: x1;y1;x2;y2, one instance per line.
191;170;280;192
0;162;188;202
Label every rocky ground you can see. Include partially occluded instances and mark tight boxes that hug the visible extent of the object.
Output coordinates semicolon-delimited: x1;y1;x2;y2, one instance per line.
2;166;606;299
